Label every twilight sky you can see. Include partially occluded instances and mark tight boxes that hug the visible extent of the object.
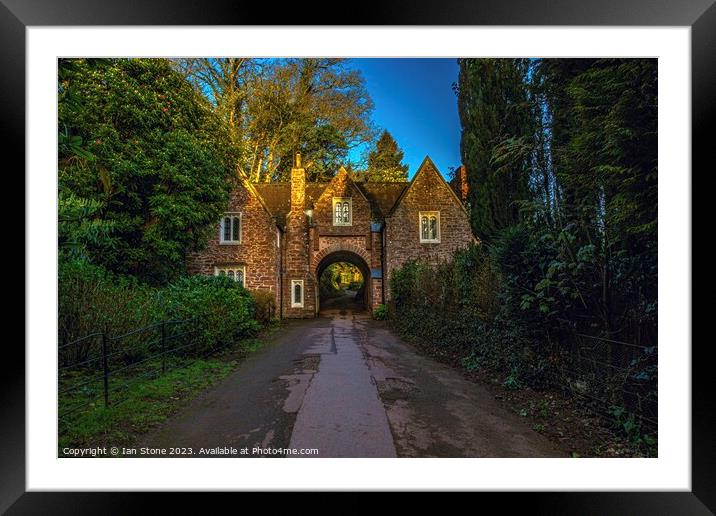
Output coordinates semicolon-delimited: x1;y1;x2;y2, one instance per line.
346;58;462;180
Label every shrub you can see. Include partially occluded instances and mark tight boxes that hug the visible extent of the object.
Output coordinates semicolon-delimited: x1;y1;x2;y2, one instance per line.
251;289;277;326
319;265;341;297
162;275;260;355
372;304;388;320
58;259;163;365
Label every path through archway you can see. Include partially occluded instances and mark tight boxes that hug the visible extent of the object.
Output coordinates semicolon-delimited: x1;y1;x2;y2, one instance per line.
315;250;371;314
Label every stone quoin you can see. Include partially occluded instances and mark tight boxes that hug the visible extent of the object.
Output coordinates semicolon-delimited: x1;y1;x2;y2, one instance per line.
187;153;475;318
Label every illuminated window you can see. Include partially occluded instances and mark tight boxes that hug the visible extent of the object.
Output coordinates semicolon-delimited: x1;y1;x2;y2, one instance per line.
419;211;440;243
332;197;352;226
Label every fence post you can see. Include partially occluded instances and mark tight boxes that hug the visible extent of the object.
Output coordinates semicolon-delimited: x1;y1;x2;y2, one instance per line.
101;332;109;407
160;321;166;374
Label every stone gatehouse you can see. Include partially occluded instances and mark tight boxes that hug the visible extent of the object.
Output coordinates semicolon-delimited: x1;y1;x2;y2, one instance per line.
187;154;475;318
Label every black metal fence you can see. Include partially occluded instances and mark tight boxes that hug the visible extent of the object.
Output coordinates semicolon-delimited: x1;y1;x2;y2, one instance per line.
58;318;199;421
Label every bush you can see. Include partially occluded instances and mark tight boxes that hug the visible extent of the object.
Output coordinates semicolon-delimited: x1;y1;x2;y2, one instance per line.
162;275;260;355
251;289;277;326
372;304;388;320
58;259;163;365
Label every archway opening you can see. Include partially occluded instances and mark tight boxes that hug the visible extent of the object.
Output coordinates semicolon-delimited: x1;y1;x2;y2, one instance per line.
316;251;371;314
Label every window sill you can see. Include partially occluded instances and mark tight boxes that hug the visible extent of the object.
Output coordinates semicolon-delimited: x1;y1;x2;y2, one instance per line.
420;240;441;244
219;241;242;245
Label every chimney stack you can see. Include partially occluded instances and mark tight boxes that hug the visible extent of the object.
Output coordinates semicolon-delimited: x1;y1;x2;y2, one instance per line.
291;152;305;212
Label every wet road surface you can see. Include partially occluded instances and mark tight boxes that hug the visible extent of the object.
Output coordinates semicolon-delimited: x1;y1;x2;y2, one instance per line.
138;293;563;458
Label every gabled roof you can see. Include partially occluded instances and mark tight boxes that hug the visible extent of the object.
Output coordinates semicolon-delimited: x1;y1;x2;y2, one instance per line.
356;182;409;219
250;175;408;222
245;157;460;224
251;183;328;221
388;156;469;217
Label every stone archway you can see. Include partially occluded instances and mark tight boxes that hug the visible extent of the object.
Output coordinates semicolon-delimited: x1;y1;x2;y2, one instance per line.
313;244;373;313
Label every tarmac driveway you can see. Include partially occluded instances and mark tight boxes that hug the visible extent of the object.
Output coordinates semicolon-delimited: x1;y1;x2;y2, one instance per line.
138;297;563;458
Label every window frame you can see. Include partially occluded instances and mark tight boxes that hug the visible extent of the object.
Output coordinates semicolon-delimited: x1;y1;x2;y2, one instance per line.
214;264;246;287
291;279;304;308
418;211;441;243
219;212;242;244
332;197;352;226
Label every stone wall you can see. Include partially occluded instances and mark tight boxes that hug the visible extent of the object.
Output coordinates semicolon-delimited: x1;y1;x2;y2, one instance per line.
186;178;280;303
384;159;475;298
187;157;475;317
282;165;316;318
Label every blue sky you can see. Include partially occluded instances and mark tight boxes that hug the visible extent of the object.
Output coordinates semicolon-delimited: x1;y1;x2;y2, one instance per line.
346;58;462;180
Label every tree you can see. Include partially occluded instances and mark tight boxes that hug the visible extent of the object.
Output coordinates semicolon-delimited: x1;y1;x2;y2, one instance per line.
58;58;237;284
455;57;657;347
364;129;409;182
456;58;534;241
178;58;376;182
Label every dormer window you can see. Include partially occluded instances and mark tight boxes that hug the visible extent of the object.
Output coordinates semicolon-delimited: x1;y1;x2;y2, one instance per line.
419;211;440;243
333;197;352;226
220;213;241;244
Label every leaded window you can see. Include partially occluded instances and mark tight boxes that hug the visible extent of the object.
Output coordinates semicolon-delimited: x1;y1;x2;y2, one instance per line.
419;211;440;242
220;213;241;244
215;265;246;287
291;279;304;308
332;197;352;226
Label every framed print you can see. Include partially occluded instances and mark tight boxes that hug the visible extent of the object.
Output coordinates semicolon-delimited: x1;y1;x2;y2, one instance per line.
4;0;711;511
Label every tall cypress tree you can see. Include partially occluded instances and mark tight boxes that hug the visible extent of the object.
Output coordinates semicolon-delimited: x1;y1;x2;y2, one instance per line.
456;58;534;241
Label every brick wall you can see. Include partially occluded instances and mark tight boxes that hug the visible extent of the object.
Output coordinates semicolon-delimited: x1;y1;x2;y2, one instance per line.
186;177;280;304
384;160;475;298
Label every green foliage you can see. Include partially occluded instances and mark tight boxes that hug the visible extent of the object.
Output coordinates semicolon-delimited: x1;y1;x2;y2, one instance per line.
251;289;278;326
461;353;482;371
58;58;237;284
389;244;534;378
372;304;388;320
178;58;376;182
503;369;523;390
59;258;266;365
456;58;534;240
58;259;163;361
364;129;409;182
319;263;342;298
162;275;260;354
59;357;237;450
609;405;657;456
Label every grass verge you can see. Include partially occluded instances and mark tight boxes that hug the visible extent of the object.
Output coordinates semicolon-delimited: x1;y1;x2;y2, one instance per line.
58;332;273;455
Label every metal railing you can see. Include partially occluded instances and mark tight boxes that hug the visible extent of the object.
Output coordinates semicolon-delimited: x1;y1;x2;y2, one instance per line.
58;318;199;421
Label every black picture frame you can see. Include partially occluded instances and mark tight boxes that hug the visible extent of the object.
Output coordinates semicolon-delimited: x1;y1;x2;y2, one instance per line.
4;0;709;511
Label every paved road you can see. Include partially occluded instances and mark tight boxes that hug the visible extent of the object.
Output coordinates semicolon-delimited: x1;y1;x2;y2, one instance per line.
138;294;563;458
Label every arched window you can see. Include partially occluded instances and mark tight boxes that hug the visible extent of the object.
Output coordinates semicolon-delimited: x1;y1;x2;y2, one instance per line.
342;201;350;222
291;279;304;308
419;211;440;243
332;197;352;226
